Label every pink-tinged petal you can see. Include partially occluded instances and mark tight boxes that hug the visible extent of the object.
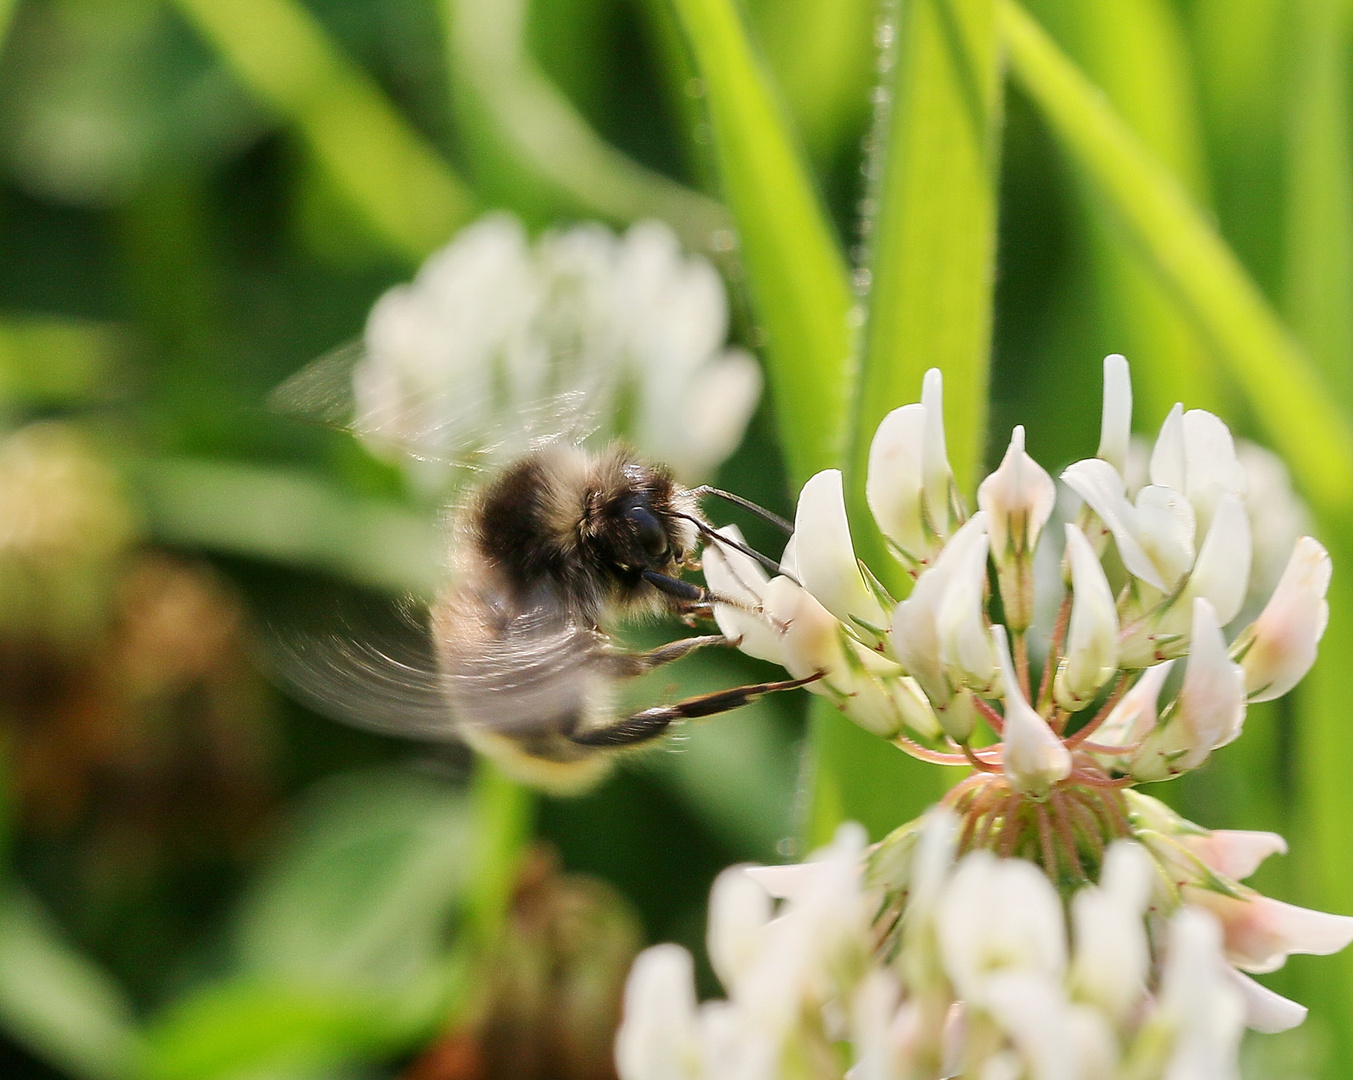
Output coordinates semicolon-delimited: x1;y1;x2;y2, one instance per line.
1131;599;1245;780
793;470;887;634
702;525;782;664
1225;968;1309;1033
1097;354;1132;474
1178;830;1288;883
1186;889;1353;974
1060;458;1166;590
992;625;1071;795
1238;536;1331;702
867;402;929;563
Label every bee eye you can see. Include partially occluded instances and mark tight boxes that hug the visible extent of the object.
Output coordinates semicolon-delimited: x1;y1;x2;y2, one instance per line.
626;505;669;559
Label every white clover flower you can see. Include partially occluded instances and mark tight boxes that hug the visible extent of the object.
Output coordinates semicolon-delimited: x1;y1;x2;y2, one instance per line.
675;354;1352;1074
354;213;760;488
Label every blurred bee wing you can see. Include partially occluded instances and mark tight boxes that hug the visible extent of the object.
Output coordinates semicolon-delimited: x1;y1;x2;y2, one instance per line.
261;597;458;742
269;339;614;473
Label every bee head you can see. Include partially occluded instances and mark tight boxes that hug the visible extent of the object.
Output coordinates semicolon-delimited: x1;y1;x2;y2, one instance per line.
582;457;699;581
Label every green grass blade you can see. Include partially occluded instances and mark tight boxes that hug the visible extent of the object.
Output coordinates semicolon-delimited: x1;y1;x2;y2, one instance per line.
442;0;730;257
667;0;855;484
171;0;474;262
1002;0;1353;516
1027;0;1218;428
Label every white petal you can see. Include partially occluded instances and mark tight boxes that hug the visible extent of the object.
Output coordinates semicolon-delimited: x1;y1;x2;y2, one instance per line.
920;368;955;537
866;403;930;563
1061;458;1166;590
1132;484;1196;590
993;625;1071;795
1239;536;1331;702
938;851;1067;1002
702;525;782;664
1149;403;1187;493
1131;599;1245;779
937;531;997;695
1179;830;1287;883
977;425;1056;559
1055;523;1119;711
1093;660;1175;752
650;350;761;482
707;866;772;990
1069;841;1152;1021
1225;968;1309;1033
1179;492;1251;627
615;944;702;1080
793;470;887;634
1186;889;1353;974
1180;409;1248;536
1097;353;1133;474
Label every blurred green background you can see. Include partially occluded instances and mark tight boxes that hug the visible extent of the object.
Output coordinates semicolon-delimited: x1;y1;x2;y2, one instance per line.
0;0;1350;1077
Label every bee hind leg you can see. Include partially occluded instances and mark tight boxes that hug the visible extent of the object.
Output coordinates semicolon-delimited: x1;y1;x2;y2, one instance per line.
566;672;824;747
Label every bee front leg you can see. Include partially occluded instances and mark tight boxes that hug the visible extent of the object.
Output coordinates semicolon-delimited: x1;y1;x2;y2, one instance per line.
603;634;733;678
566;672;824;747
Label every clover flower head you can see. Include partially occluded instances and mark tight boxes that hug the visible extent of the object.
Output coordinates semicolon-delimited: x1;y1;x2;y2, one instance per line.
354;213;760;487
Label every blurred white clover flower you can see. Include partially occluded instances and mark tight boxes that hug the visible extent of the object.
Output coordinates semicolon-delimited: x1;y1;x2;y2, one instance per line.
616;813;1282;1080
352;212;761;487
651;353;1353;1072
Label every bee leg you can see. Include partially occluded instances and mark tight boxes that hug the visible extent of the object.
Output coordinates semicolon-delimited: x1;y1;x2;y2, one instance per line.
604;634;732;678
642;570;761;615
566;672;824;747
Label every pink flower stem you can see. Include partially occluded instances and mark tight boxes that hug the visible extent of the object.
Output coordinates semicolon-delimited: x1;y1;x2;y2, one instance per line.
1049;790;1085;879
972;696;1005;737
1035;801;1059;878
1015;632;1032;703
1065;673;1130;748
1036;594;1073;713
891;734;971;766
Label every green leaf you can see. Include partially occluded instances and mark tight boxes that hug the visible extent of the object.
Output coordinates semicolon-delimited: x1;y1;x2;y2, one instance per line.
143;977;444;1080
441;0;730;257
668;0;855;485
135;458;441;595
0;887;144;1080
171;0;474;262
235;769;473;985
1001;0;1353;516
0;319;121;406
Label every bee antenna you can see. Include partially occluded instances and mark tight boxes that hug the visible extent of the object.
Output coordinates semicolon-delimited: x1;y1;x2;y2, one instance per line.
677;513;799;584
689;486;794;535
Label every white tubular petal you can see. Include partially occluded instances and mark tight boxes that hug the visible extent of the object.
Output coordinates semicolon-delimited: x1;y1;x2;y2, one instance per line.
1093;660;1175;751
706;866;771;990
615;944;702;1080
1226;968;1309;1033
1179;830;1288;883
793;470;887;634
1157;907;1246;1071
866;402;930;563
1097;354;1133;474
937;532;997;695
1186;889;1353;974
764;577;909;738
1131;599;1245;779
977;425;1056;558
1055;523;1120;711
1180;409;1249;535
1181;492;1251;627
893;676;943;740
702;526;782;664
1132;484;1196;590
992;625;1071;795
1149;403;1187;493
938;851;1067;1003
892;513;990;707
1239;536;1331;702
920;368;955;537
1069;841;1152;1021
1061;458;1166;590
